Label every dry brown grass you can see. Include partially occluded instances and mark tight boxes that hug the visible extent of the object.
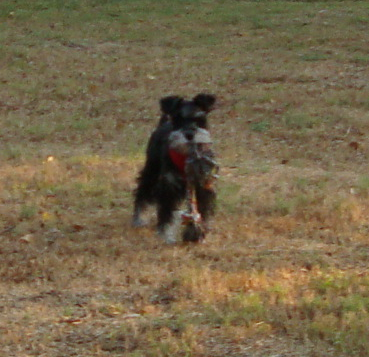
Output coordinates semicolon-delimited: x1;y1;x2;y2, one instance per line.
2;1;369;356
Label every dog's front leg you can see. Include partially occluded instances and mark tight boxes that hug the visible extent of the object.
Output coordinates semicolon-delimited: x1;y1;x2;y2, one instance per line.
157;200;179;244
156;174;184;244
132;205;146;227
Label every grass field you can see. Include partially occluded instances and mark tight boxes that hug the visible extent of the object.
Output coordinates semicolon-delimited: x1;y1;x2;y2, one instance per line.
1;0;369;356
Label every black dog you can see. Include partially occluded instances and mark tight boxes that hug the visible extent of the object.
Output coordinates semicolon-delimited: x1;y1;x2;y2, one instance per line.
132;94;217;243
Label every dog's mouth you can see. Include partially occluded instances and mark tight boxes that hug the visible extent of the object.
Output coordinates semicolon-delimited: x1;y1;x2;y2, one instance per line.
169;128;212;153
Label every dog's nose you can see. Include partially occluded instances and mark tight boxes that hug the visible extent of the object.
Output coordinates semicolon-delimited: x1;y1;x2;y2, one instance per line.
185;132;194;141
184;124;197;141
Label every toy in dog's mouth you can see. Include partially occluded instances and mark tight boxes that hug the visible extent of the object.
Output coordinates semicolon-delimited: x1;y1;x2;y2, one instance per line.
169;127;219;242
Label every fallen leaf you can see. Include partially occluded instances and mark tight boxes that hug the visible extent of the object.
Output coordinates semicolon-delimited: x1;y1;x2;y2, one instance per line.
123;313;142;319
349;141;359;150
19;234;34;243
72;224;84;232
59;318;83;325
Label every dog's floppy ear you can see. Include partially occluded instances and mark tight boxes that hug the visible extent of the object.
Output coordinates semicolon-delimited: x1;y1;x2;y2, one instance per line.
160;96;183;115
193;94;216;113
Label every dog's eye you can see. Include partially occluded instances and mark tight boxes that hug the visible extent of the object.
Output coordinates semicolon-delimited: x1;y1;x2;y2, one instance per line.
194;110;206;118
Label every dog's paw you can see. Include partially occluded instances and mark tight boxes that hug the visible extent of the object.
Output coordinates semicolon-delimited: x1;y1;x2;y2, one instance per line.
132;207;148;227
158;224;177;244
132;217;147;228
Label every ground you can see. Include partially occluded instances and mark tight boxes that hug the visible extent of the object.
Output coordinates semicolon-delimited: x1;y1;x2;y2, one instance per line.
1;1;369;356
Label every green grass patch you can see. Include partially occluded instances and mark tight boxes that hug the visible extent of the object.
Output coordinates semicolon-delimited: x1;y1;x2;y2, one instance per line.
19;204;38;220
250;120;270;133
282;112;320;130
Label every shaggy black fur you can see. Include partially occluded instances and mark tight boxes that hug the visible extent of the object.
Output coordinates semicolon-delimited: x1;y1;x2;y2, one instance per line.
132;93;217;243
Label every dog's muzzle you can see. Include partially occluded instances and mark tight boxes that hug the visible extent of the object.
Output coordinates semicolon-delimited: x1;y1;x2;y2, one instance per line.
169;128;219;188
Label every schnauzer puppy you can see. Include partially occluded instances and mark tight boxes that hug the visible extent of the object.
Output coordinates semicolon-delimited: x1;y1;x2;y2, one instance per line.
132;93;217;243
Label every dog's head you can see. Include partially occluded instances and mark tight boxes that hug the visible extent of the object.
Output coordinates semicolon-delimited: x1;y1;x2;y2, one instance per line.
160;94;216;131
163;94;218;180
